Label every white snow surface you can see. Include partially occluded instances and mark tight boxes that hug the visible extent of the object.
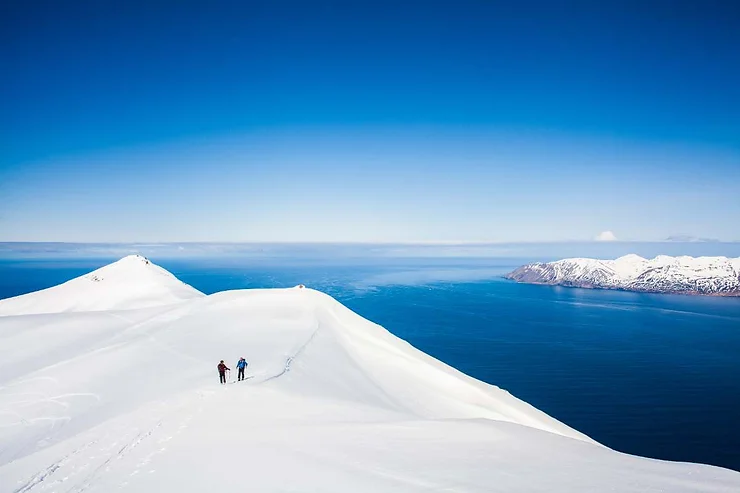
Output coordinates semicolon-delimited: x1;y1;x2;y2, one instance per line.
509;254;740;295
0;255;203;316
0;257;738;492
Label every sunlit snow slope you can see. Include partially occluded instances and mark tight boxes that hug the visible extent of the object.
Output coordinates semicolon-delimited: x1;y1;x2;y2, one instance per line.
0;257;738;492
0;255;203;316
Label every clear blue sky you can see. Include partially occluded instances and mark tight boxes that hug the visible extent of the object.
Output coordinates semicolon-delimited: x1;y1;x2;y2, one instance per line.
1;0;739;242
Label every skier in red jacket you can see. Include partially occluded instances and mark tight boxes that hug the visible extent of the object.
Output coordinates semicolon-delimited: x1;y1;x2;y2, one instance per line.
218;360;230;384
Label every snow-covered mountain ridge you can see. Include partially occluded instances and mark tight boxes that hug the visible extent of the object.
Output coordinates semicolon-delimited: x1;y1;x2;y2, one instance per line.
506;254;740;296
0;256;738;492
0;254;203;316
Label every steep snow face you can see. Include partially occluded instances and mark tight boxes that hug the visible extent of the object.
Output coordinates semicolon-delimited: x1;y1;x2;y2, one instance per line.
0;255;203;316
0;259;738;492
507;255;740;296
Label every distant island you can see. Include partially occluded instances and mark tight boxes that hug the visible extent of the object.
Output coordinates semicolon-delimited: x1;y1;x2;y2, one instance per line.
505;255;740;296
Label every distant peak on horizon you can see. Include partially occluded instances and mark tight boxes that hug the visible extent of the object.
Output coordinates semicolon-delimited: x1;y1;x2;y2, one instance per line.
594;231;618;242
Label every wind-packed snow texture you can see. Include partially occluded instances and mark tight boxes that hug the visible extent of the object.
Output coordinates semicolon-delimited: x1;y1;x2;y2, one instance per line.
506;254;740;296
1;256;738;492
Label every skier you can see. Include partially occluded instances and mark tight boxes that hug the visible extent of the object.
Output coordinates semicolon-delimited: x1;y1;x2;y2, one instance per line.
217;360;230;384
236;357;248;381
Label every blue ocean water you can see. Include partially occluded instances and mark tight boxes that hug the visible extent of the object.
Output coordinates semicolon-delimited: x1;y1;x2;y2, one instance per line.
1;256;739;471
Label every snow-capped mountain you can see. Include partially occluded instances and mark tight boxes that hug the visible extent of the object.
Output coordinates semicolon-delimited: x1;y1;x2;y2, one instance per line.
506;254;740;296
0;254;203;316
0;258;738;492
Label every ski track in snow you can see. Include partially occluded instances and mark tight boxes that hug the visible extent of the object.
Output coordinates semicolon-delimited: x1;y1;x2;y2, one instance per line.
9;394;208;493
12;440;99;493
70;423;162;493
261;322;320;384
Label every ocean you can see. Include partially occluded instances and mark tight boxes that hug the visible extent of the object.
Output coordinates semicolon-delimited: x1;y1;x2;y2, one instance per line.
1;254;739;471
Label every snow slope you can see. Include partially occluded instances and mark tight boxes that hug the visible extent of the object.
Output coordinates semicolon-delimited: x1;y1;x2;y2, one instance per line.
0;259;738;492
0;255;203;316
506;254;740;295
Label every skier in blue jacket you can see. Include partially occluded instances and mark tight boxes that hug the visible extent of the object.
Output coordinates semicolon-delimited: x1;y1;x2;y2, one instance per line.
236;357;248;381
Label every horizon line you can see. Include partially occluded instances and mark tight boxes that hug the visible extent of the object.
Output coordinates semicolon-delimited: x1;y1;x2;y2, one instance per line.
1;240;739;246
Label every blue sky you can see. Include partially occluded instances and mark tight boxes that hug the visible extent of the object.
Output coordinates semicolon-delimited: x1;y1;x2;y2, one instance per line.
1;1;739;243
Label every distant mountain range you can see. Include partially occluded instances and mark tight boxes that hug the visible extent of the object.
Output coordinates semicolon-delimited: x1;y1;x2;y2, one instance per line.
506;255;740;296
664;235;720;243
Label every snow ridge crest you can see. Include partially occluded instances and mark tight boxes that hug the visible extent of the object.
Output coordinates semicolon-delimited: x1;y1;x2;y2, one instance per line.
0;255;204;316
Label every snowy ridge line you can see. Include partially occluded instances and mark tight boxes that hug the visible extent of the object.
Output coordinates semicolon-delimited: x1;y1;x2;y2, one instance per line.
322;301;410;413
315;293;597;440
506;254;740;296
0;255;204;316
1;257;739;492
